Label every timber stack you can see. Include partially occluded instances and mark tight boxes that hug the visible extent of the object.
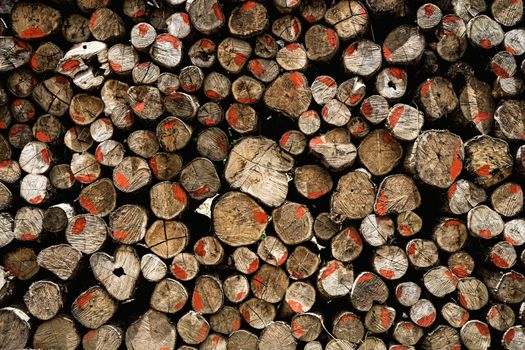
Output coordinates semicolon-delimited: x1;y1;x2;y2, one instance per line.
1;0;525;349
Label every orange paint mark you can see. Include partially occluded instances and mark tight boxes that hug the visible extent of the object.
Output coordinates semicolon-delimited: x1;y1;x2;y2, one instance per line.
213;3;224;21
157;34;181;49
76;174;97;183
360;102;373;118
205;89;221;100
317;76;336;87
133;101;145;113
247;259;259;274
475;322;489;336
72;218;86;235
424;4;435;16
114;171;129;189
476;164;491;176
292;321;304;337
357;272;374;284
375;189;388;215
277;251;287;266
19;233;36;240
505;235;517;245
233;318;240;330
241;0;257;10
227;105;239;126
79;196;98;214
504;328;515;344
253;210;268;224
379;268;394;279
236;291;246;301
197;323;208;341
327;29;338;47
40;148;50;164
287;43;299;51
421;81;432;97
20;27;45;39
310;136;323;147
171;264;187;280
388;105;404;129
28;194;43;204
111;231;128;240
62;60;81;72
389;68;405;79
443;219;461;228
383;46;393;60
458;294;468;308
0;122;6;129
193;290;203;312
492;62;510;77
280;131;291;148
238;97;258;104
407;243;416;256
510;184;522;193
172;184;187;204
289;72;304;88
321;261;340;279
491;252;509;268
452;267;468;278
201;39;216;51
233;53;247;66
398;223;412;236
135;9;145;17
138;23;149;37
479;39;492;49
489;307;500;319
508;273;524;281
307;188;329;199
35;131;51;143
252;276;262;291
249;60;265;76
30;54;39;70
472;112;491;124
0;160;11;168
195;240;206;257
192;184;210;197
163;119;179;130
75;291;94;308
459;311;469;326
380;307;392;329
347;228;362;245
288;300;304;313
479;229;491;239
294;205;305;218
95;148;104;163
417;312;435;327
84;330;96;342
292;20;300;37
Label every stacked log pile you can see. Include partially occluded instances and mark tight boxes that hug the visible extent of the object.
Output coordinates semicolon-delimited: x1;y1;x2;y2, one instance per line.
1;0;525;349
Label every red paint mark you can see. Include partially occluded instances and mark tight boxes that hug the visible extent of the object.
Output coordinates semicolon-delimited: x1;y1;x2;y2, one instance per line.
305;15;316;22
9;124;25;137
421;81;432;97
233;318;240;330
253;210;268;224
292;20;300;37
505;236;517;245
19;233;36;240
20;27;45;39
5;263;20;277
277;251;287;266
357;272;374;284
360;101;373;117
133;101;145;113
157;34;181;49
417;312;435;327
241;0;257;10
475;322;489;336
280;131;291;148
479;229;491;239
172;184;187;204
205;89;221;100
492;62;510;77
443;219;461;228
398;223;412;236
0;160;11;168
452;267;468;278
213;3;224;21
289;72;304;88
138;23;148;37
193;290;203;311
12;99;23;108
197;323;208;341
292;321;304;337
510;184;522;193
286;43;299;51
30;54;39;70
114;171;129;189
171;264;187;280
345;42;357;56
459;311;469;326
379;268;394;279
310;136;323;147
321;261;340;279
0;122;6;129
307;188;329;200
492;252;509;268
111;231;128;240
76;174;97;183
238;97;257;104
195;240;206;257
294;205;305;218
508;273;524;281
35;131;51;143
236;291;246;301
227;105;239;126
288;300;304;313
163;119;178;130
504;328;516;344
389;68;405;79
383;46;393;60
95;148;104;163
62;60;81;72
79;196;98;214
249;60;265;76
479;39;492;49
84;330;96;342
395;286;404;300
40;149;51;164
473;112;491;124
201;39;216;50
89;13;97;29
380;307;392;329
75;291;94;308
347;228;362;245
233;53;247;66
247;259;259;274
192;184;210;197
476;164;491;176
134;9;145;17
318;76;336;88
407;243;417;256
252;276;262;291
348;94;362;105
489;307;500;319
72;218;86;235
327;29;338;47
458;294;468;308
388;105;404;129
375;189;388;215
424;4;435;16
